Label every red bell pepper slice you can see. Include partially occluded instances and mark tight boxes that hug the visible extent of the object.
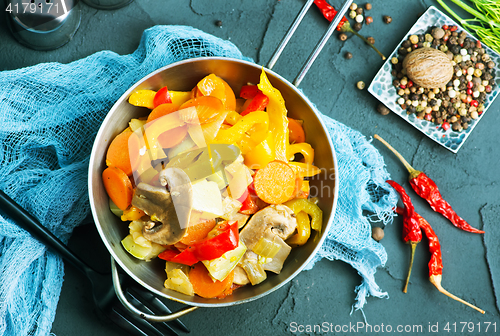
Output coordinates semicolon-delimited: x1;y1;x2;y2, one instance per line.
240;92;269;116
238;184;260;215
192;222;239;260
158;247;198;266
153;86;172;108
157;221;239;265
239;85;260;99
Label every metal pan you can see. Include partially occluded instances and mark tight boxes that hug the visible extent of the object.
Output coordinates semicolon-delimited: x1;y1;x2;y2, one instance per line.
88;0;350;321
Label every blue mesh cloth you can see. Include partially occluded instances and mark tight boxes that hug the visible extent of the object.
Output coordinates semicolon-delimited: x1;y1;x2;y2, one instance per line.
0;25;397;335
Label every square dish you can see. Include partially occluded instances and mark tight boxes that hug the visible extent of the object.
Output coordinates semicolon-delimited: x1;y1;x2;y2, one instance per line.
368;6;500;153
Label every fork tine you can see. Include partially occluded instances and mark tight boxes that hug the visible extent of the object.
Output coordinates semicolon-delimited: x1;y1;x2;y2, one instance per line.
125;289;180;336
109;305;158;336
128;286;190;333
113;303;176;336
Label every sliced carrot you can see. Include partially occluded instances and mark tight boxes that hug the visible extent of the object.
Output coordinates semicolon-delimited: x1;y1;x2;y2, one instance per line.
288;118;305;144
180;219;217;245
190;262;234;299
146;103;180;123
179;96;225;124
216;283;242;299
102;166;133;211
106;130;133;176
157;125;188;149
253;160;296;205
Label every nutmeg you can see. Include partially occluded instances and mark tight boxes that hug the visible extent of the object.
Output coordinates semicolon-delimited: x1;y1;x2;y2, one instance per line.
402;47;454;88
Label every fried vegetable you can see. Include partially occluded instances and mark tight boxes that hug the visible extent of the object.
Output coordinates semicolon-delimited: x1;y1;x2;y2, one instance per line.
190;262;234;298
102;166;133;211
253;160;296;204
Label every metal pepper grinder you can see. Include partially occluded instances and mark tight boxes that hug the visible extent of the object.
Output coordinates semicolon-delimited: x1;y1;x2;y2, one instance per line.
5;0;81;51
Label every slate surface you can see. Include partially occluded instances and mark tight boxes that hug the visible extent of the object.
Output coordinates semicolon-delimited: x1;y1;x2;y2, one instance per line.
1;0;499;335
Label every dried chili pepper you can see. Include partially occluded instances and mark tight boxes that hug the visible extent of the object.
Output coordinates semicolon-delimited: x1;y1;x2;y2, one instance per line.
387;180;422;293
313;0;348;30
416;212;485;314
313;0;386;60
375;134;484;234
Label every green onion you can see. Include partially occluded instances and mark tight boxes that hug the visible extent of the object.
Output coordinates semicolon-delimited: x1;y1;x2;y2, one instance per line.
437;0;500;53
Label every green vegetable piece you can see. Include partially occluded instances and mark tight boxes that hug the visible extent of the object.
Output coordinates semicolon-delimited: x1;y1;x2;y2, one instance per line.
164;268;194;296
206;170;229;189
166;144;241;183
121;234;166;261
252;237;282;259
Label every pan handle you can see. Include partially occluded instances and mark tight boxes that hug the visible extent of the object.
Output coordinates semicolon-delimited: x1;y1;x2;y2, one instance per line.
266;0;353;87
111;257;198;322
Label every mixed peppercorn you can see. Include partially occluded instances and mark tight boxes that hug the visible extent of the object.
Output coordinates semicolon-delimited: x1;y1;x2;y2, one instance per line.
392;24;497;132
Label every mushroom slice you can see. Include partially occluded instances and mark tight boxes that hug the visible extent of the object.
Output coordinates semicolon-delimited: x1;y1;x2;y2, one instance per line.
239;204;297;251
159;167;193;230
131;183;187;245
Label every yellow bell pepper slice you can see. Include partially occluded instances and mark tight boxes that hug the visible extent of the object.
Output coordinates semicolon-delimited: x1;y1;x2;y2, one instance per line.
143;112;184;160
196;74;236;111
129;90;156;109
213;111;269;153
288;162;321;177
197;74;227;105
286;211;311;246
257;69;289;162
121;206;146;222
288;143;314;165
284;198;323;232
129;90;192;110
225;110;242;126
169;91;192;106
243;132;275;170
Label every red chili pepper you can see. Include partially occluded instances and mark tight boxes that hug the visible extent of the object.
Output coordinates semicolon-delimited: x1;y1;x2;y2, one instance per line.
375;134;484;234
313;0;386;60
410;173;484;234
153;86;172;108
158;221;239;264
387;180;422;293
416;212;485;314
240;92;269;116
239;85;260;99
313;0;348;31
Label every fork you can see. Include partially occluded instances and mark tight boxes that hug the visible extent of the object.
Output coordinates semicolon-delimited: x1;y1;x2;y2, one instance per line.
0;190;197;336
